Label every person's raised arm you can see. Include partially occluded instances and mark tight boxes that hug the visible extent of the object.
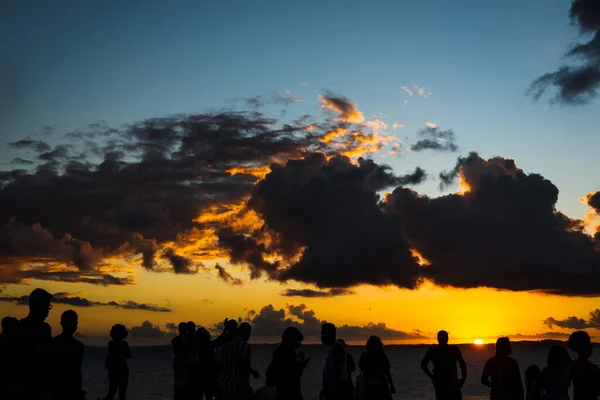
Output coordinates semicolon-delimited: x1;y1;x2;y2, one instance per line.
457;347;467;387
420;348;434;381
481;359;492;387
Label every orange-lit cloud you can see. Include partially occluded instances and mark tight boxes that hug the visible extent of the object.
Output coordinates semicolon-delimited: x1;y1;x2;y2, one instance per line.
318;94;365;124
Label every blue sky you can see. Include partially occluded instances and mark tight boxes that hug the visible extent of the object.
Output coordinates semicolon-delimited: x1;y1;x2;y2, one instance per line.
1;0;599;218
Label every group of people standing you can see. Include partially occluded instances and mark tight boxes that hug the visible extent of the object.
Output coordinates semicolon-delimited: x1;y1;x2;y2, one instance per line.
0;288;132;400
1;288;599;400
421;330;600;400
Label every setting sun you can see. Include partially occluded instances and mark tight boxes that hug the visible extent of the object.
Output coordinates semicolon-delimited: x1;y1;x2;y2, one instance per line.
474;339;484;345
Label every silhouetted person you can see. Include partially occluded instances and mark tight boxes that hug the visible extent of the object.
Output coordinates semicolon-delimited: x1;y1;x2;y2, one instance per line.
320;323;353;400
568;331;599;400
104;324;131;400
0;316;19;399
265;327;309;400
481;337;524;400
524;365;541;400
213;318;238;349
421;330;467;400
359;335;396;400
216;322;259;400
540;345;570;400
338;339;356;389
173;322;195;400
50;310;85;400
197;327;216;400
18;288;54;400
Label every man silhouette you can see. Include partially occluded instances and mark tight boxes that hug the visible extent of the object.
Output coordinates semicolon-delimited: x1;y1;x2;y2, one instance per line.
18;288;54;400
50;310;85;400
0;316;19;398
421;330;467;400
320;323;353;400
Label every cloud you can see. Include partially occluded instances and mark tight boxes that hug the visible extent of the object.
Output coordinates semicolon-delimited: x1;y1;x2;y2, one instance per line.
529;1;600;104
508;332;571;340
217;153;426;287
384;153;600;295
130;320;167;337
215;264;243;285
281;288;355;297
10;158;34;165
543;309;600;329
235;303;425;341
272;90;302;106
318;94;365;123
412;83;432;98
409;125;458;152
392;123;404;130
1;97;399;285
401;86;414;96
0;292;171;312
163;248;200;274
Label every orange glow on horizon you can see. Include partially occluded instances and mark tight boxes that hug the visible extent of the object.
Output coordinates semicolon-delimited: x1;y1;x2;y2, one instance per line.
474;338;484;345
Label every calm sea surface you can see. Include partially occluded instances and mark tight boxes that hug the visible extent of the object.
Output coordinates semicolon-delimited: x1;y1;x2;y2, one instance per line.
81;342;600;400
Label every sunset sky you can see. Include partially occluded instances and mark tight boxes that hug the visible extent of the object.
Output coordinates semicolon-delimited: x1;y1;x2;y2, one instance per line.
1;0;600;345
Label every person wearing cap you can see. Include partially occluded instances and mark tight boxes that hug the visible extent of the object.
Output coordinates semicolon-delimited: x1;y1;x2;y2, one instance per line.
18;288;54;399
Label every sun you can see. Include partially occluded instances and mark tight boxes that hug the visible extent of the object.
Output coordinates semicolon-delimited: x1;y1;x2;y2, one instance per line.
474;339;484;345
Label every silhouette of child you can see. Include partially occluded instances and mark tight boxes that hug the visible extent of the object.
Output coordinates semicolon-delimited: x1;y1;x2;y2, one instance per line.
481;337;524;400
568;331;600;400
103;324;131;400
50;310;85;400
524;365;541;400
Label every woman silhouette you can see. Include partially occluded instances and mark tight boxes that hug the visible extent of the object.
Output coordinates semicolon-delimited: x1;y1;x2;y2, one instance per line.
358;335;396;400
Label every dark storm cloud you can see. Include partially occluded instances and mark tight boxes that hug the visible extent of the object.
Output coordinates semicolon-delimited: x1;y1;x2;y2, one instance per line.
130;320;167;337
221;153;422;287
214;264;243;285
0;292;171;312
543;309;600;329
384;153;600;295
409;126;458;152
163;248;200;274
281;288;355;297
588;190;600;212
234;303;425;340
9;140;51;153
529;0;600;104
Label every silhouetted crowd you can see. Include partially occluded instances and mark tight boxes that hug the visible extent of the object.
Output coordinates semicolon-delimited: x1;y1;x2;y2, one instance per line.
1;289;599;400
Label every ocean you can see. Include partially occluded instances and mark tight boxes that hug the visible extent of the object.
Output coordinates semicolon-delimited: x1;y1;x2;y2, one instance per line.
81;342;599;400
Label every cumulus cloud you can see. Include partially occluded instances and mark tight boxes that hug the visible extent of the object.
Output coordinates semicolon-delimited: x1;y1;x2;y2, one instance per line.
233;303;424;341
163;248;200;274
281;288;355;297
215;264;243;285
409;125;458;152
508;332;571;340
130;320;167;337
0;292;171;312
543;309;600;329
529;1;600;104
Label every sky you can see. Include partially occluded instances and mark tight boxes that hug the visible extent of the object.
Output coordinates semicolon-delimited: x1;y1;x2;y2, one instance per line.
1;0;600;345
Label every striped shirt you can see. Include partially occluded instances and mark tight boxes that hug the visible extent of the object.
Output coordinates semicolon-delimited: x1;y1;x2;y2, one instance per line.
216;337;251;395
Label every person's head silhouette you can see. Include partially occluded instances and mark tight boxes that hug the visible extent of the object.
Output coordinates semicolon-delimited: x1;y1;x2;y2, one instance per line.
437;330;449;345
187;321;196;336
1;316;18;335
178;322;187;336
495;337;512;357
282;327;304;349
366;335;384;353
109;324;128;341
28;288;53;321
225;318;238;334
547;345;570;370
60;310;78;336
238;322;252;342
525;365;541;384
321;323;336;346
196;327;211;343
569;331;593;359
